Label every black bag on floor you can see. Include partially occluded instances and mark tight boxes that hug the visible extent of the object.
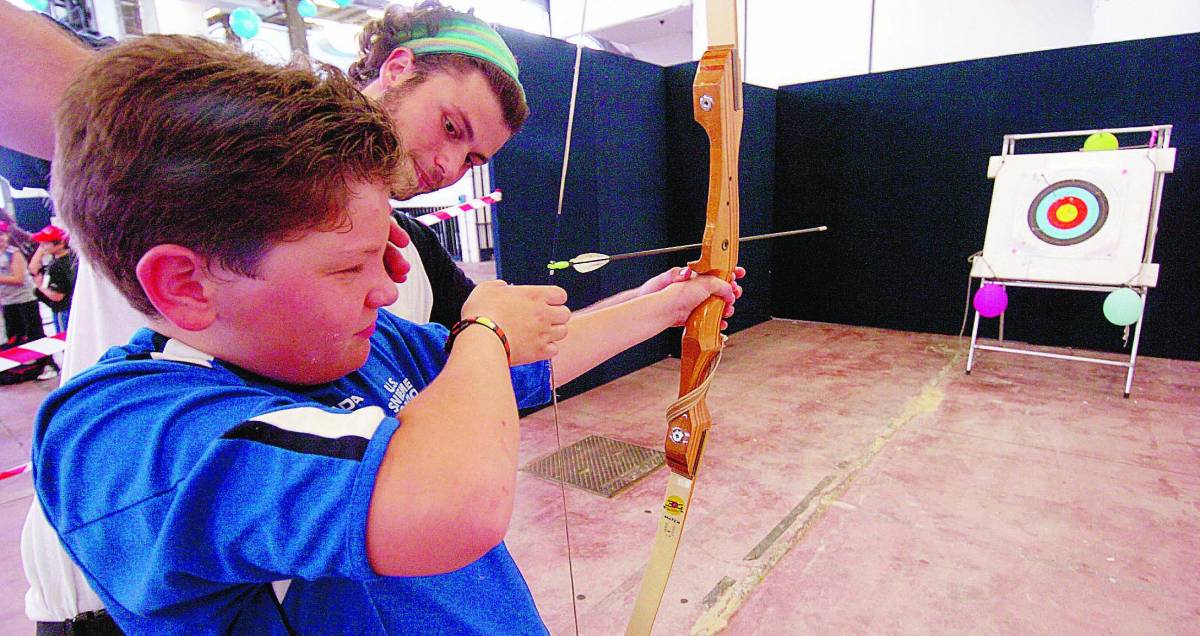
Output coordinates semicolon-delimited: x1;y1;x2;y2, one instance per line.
0;336;51;385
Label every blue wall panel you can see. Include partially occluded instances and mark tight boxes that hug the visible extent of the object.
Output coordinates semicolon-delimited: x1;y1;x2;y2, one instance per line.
774;33;1200;360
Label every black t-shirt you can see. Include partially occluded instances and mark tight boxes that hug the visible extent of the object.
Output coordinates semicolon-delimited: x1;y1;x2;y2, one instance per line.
36;251;77;312
392;213;475;329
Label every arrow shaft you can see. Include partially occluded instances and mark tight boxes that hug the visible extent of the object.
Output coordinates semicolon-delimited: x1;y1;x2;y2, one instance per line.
585;225;828;266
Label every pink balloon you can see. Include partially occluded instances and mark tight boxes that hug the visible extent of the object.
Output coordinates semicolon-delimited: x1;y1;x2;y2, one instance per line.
973;283;1008;318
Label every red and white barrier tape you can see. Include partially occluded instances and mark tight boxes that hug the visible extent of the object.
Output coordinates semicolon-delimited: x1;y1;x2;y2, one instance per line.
0;334;65;482
0;331;66;373
0;462;30;481
412;189;502;227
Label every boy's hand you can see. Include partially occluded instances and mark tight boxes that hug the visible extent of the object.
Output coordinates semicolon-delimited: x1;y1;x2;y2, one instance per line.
659;270;743;330
461;280;570;365
635;267;692;297
384;219;412;283
29;244;46;274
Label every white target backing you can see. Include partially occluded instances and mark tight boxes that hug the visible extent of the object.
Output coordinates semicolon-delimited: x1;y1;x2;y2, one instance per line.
973;147;1174;286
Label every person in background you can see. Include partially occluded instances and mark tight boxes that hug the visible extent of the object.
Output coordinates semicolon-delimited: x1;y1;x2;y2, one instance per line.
29;224;76;333
0;220;44;346
1;207;36;258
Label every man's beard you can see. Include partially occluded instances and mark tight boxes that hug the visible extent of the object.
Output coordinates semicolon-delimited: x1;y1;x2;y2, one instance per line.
381;78;427;201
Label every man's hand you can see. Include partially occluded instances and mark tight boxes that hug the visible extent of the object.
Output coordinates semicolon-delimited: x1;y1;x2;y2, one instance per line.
384;218;412;283
460;281;571;365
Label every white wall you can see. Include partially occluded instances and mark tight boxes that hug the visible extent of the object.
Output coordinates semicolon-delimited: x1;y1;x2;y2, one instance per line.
1092;0;1200;43
627;30;692;66
742;0;873;87
89;0;122;38
152;0;208;35
694;0;1200;88
870;0;1094;72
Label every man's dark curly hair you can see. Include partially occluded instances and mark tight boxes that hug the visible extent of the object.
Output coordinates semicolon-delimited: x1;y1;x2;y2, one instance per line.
348;0;528;133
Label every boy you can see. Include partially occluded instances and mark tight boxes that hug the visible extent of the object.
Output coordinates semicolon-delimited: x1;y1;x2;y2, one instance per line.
35;35;737;634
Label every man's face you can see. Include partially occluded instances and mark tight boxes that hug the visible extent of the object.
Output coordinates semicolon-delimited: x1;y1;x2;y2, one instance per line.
209;178;400;385
382;68;512;195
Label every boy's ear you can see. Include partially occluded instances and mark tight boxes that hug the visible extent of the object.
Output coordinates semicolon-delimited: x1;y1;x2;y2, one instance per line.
136;245;218;331
378;46;417;88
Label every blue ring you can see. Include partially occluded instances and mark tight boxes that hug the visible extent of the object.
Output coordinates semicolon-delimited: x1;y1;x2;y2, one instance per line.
1026;180;1109;246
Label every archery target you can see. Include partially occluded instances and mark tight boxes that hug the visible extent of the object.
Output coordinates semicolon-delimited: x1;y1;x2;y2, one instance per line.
973;147;1173;286
1027;180;1108;245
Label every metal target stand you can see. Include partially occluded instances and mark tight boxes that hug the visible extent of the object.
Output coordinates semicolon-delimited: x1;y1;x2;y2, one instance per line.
966;125;1175;398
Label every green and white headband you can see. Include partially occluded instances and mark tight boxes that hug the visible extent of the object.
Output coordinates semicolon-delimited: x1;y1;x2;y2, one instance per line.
402;15;522;93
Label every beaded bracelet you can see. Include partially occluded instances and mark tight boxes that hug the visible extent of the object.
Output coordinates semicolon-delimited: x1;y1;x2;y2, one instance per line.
445;316;511;365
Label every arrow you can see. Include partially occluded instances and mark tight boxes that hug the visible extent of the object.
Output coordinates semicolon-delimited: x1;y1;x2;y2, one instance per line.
547;225;828;273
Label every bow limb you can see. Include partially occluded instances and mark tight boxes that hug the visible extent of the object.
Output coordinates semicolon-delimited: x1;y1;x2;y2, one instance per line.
626;1;742;633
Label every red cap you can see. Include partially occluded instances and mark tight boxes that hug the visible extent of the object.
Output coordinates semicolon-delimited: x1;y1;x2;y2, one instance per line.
31;225;68;243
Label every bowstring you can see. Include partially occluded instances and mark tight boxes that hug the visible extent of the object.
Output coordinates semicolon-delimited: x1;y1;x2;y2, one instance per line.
547;2;589;634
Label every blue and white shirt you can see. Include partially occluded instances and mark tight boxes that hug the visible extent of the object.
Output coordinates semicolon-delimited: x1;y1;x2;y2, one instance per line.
33;311;551;634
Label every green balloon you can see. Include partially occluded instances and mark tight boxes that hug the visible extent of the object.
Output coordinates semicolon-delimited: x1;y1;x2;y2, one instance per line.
1103;288;1142;326
1083;132;1119;152
297;0;317;17
26;0;49;11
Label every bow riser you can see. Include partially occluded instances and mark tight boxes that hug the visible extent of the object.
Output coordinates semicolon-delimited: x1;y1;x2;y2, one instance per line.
666;44;742;479
689;45;742;282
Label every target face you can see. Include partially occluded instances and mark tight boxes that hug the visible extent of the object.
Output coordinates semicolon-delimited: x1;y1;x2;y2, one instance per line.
1027;179;1109;246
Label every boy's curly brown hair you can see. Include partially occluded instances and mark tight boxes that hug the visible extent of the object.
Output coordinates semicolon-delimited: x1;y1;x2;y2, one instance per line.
51;35;412;316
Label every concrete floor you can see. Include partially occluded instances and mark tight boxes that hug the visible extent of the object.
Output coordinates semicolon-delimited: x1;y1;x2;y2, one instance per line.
509;320;1200;635
0;316;1196;634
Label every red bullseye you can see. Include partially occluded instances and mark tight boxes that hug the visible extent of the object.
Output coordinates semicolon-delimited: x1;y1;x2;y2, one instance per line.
1046;196;1087;229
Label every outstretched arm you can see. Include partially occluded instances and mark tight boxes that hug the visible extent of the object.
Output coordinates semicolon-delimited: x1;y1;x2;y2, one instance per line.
551;273;739;385
362;275;736;576
578;265;745;314
0;2;93;159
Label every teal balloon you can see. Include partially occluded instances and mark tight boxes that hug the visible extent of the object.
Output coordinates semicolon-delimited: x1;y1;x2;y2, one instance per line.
26;0;49;11
229;7;261;39
334;0;353;7
1103;288;1143;326
297;0;317;17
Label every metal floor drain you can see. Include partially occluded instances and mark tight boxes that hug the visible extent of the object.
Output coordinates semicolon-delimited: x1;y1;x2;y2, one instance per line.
521;435;664;498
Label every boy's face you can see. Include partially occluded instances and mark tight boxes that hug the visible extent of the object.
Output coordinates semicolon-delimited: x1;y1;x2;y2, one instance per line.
382;68;512;194
209;178;400;385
